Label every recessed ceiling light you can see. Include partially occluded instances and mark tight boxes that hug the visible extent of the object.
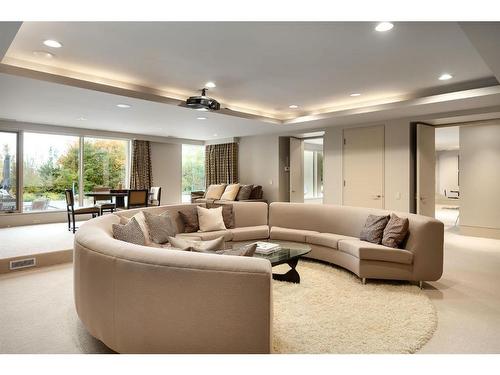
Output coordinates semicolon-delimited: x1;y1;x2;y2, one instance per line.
116;104;131;108
32;50;54;59
197;117;207;120
375;22;394;32
350;93;361;97
213;133;218;137
439;73;453;81
77;116;87;121
205;82;216;88
43;39;62;48
289;105;299;109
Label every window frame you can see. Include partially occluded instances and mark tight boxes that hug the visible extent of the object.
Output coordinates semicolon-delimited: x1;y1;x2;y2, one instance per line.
0;130;21;213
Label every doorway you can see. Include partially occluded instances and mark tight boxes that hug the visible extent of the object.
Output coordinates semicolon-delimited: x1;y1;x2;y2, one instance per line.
435;126;460;226
303;138;324;204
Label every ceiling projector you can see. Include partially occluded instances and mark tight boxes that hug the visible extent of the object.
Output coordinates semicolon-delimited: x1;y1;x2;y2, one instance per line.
185;88;221;111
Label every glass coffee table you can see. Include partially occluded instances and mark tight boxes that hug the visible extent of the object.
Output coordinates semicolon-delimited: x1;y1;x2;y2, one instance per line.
233;240;311;283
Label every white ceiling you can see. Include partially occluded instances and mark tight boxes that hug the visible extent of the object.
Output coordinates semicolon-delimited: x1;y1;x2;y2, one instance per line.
1;22;500;141
435;126;459;151
0;73;278;140
3;22;496;118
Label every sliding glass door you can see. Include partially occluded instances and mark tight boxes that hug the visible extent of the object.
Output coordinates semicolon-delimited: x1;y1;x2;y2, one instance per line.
23;133;80;211
82;137;129;206
0;131;18;213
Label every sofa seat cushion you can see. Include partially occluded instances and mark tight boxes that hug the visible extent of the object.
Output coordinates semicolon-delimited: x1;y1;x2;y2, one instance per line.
306;232;358;250
231;225;269;242
270;226;319;243
338;239;414;265
177;230;233;242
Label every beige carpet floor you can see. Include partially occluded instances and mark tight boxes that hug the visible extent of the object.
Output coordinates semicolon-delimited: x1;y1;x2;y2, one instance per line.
0;259;436;354
272;261;436;354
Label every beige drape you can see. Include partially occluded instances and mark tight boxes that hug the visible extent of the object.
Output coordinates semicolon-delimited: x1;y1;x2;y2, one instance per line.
205;143;238;186
130;140;152;190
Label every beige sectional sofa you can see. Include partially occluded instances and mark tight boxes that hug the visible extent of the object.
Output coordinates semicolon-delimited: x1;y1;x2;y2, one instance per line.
269;203;444;283
74;203;273;354
74;201;444;353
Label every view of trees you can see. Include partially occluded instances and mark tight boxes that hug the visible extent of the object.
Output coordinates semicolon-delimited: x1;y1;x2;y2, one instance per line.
182;145;205;196
23;138;127;208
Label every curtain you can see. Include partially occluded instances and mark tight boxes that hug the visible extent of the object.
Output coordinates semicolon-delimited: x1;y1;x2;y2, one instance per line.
205;143;238;187
130;140;152;190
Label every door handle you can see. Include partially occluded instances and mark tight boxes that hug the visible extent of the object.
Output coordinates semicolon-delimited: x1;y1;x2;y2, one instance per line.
373;194;383;200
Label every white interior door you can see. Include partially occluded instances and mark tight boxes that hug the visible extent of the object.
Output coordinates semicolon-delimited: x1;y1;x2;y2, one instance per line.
289;137;304;203
343;125;385;208
416;124;436;217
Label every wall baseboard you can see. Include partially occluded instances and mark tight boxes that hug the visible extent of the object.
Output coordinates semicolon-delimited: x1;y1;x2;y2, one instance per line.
459;225;500;240
0;249;73;274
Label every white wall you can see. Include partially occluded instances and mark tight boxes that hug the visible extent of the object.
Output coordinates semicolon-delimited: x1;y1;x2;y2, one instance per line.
239;135;280;202
150;142;182;204
460;122;500;238
322;121;411;212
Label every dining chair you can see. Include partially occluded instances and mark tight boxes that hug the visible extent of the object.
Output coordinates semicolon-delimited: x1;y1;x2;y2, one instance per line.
65;189;100;233
149;187;162;206
93;186;116;215
110;189;128;209
126;189;149;209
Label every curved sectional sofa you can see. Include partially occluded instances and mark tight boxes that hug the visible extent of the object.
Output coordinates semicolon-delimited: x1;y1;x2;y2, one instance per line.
74;202;444;353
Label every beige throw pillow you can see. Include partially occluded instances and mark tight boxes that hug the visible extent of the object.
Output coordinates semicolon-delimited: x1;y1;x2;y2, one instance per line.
168;236;225;252
220;184;240;201
197;206;226;232
205;184;227;200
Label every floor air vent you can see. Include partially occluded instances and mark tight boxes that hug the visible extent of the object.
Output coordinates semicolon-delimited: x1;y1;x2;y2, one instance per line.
10;258;36;270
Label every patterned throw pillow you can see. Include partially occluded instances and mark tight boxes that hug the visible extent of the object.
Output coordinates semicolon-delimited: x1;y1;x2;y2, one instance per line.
206;203;234;229
168;236;225;252
143;211;178;244
178;207;199;233
359;214;390;244
382;214;410;248
112;217;146;245
194;243;257;257
236;184;254;200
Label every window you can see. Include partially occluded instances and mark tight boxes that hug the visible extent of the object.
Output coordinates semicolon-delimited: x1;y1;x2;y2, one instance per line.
182;144;205;203
82;137;129;206
0;131;18;212
23;133;80;211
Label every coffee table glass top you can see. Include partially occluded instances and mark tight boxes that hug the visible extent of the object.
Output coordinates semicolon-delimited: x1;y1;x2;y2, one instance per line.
233;240;311;266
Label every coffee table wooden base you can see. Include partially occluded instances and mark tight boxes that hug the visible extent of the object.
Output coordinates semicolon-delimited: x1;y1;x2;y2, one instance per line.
272;258;300;283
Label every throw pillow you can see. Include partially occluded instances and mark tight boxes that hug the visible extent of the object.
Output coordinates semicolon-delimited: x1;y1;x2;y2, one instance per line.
236;184;253;200
382;214;410;248
205;184;227;200
143;211;178;244
220;183;240;201
206;203;234;229
359;214;390;244
168;236;225;252
220;243;257;257
116;211;151;245
249;185;263;199
112;217;146;245
197;206;226;232
178;207;199;233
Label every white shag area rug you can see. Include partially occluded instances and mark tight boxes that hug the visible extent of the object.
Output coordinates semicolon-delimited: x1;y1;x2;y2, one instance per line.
272;260;437;354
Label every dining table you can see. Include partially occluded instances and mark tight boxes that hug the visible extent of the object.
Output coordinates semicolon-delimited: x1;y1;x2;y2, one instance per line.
84;191;129;208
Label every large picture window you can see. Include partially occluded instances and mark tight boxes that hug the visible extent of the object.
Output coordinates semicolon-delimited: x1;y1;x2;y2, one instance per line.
23;133;80;211
82;137;129;206
0;129;131;213
0;131;18;212
182;144;205;202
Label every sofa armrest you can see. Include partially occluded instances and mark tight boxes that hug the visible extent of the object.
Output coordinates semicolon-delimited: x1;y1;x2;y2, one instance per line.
405;218;444;281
